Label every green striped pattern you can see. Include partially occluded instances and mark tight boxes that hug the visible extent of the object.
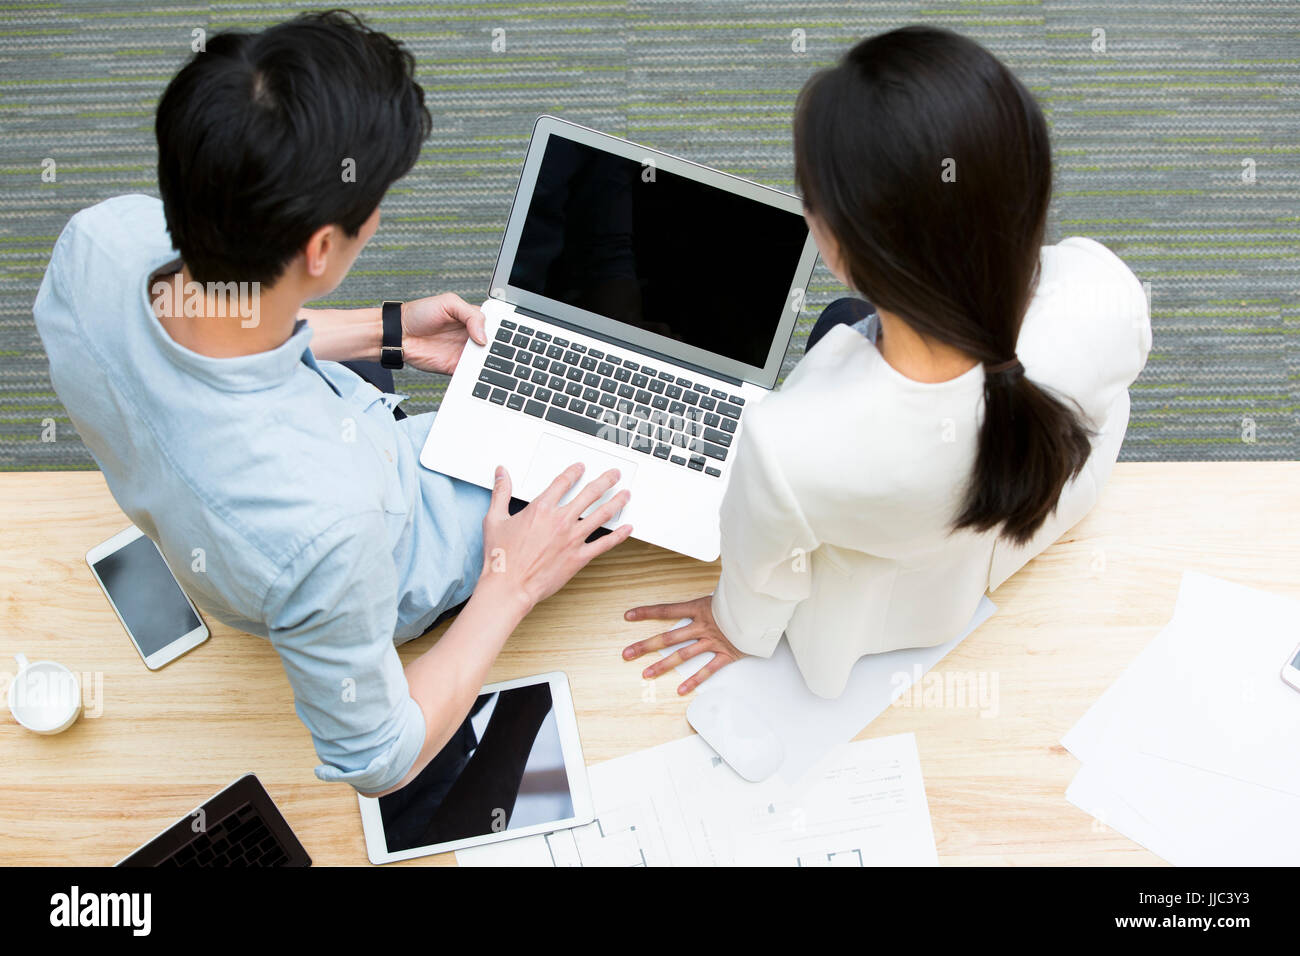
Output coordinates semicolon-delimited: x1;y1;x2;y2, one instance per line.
1;1;1297;467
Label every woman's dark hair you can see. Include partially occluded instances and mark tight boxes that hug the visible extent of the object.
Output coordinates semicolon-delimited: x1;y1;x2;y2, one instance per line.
155;9;431;285
793;25;1092;546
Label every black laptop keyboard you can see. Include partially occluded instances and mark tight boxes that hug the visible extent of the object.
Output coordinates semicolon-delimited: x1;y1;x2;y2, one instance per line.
472;319;745;477
160;801;290;867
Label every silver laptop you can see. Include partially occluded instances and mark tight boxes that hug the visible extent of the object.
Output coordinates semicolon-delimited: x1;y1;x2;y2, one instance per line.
421;116;818;562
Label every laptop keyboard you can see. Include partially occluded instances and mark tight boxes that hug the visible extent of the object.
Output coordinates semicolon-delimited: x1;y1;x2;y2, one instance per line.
471;318;744;477
159;801;290;867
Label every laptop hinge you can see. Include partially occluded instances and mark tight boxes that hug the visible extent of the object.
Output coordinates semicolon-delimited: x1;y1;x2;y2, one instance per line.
506;304;745;387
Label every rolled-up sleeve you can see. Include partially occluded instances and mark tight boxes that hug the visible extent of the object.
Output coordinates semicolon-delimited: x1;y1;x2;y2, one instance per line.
261;512;425;795
711;406;817;657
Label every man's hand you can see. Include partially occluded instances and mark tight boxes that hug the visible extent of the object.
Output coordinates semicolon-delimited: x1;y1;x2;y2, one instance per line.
622;596;745;694
401;293;487;374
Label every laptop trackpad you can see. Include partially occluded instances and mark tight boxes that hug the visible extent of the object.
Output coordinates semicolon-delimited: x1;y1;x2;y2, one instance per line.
521;433;637;522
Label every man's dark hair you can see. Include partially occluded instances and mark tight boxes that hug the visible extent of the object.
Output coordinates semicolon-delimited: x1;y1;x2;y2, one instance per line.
155;9;430;285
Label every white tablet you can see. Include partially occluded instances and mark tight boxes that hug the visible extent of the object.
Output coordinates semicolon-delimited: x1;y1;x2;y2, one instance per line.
358;671;593;864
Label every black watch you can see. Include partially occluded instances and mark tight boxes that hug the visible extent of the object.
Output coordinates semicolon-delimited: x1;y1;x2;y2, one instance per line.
380;300;404;370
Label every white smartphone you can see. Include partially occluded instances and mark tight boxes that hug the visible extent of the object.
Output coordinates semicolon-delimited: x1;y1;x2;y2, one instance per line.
86;525;209;670
1282;642;1300;694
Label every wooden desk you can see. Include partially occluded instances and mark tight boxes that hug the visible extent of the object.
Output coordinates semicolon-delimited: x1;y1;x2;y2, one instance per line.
1;464;1296;866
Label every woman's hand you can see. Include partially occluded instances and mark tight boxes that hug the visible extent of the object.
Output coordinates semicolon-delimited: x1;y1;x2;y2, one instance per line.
401;294;487;374
622;596;745;694
477;463;633;616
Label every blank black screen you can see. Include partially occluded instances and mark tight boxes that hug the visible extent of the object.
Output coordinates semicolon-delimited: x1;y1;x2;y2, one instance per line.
94;535;200;655
508;136;808;368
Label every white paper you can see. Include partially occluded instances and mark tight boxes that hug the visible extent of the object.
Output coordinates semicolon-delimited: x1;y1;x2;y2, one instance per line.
457;731;938;867
659;597;997;782
1062;571;1300;866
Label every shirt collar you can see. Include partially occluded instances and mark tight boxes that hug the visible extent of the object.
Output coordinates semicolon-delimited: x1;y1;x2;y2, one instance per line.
141;255;318;393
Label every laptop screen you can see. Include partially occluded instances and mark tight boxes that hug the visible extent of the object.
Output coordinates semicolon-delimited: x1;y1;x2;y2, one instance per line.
506;135;810;370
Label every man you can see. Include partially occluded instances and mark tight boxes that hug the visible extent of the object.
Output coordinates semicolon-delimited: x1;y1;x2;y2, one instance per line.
33;10;631;797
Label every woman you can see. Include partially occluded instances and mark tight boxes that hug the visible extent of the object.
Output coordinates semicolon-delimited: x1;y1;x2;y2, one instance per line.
623;26;1151;698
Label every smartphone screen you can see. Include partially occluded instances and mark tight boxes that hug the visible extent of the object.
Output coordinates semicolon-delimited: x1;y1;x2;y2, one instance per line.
92;535;201;657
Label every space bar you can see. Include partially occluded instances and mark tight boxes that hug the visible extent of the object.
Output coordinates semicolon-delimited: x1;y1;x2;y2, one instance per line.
545;407;632;447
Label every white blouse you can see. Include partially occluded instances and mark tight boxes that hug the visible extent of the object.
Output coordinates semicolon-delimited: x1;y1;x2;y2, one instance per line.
710;237;1153;698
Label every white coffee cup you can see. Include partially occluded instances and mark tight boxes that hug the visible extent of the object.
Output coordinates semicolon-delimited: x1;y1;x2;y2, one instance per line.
8;653;82;734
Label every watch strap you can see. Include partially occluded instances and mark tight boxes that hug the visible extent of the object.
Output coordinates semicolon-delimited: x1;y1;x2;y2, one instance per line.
380;300;404;370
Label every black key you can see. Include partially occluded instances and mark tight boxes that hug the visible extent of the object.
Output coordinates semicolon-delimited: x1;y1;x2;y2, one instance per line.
472;382;491;400
580;356;598;371
518;325;534;335
484;354;514;374
701;441;728;461
700;395;717;411
651;394;669;410
704;427;732;447
659;371;674;381
552;392;569;408
633;405;651;419
571;343;587;353
489;388;508;405
729;395;745;405
670;455;687;466
657;427;673;442
514;364;532;379
623;361;639;372
479;368;516;391
720;417;738;434
669;401;686;415
602;410;619;425
614;367;632;383
494;328;513;343
566;381;583;396
601;378;617;392
500;318;517;330
672;432;688;449
584;372;601;387
512;333;530;348
549;360;566;375
608;355;622;366
536;387;553;403
553;336;569;347
632;434;654;454
650;410;667;424
636;420;653;438
666;384;682;400
717;402;742;420
635;389;652;405
489;342;516;360
683;390;699;406
535;330;552;342
585;404;601;419
569;399;586;415
598;393;617;408
621;414;638;430
676;376;693;387
531;370;549;385
549;375;566;390
617;399;633;414
648;379;665;394
517;380;535;397
589;349;605;360
583;387;600;402
566;367;583;382
631;373;648;388
653;444;671;459
642;365;657;377
564;351;580;365
687;457;704;471
506;393;526;411
598;362;614;376
547;345;564;359
704;412;721;427
528;339;546;354
668;415;684;430
533;354;550;369
617;383;635;399
705;466;721;477
711;388;727;399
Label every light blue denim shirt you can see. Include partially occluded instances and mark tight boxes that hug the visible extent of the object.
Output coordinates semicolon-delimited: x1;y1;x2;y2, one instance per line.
33;195;491;793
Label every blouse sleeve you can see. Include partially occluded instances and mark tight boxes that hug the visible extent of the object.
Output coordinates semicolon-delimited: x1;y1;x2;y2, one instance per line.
710;404;818;657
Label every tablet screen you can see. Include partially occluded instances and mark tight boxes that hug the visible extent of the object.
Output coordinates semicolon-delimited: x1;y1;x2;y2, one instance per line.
377;682;576;852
